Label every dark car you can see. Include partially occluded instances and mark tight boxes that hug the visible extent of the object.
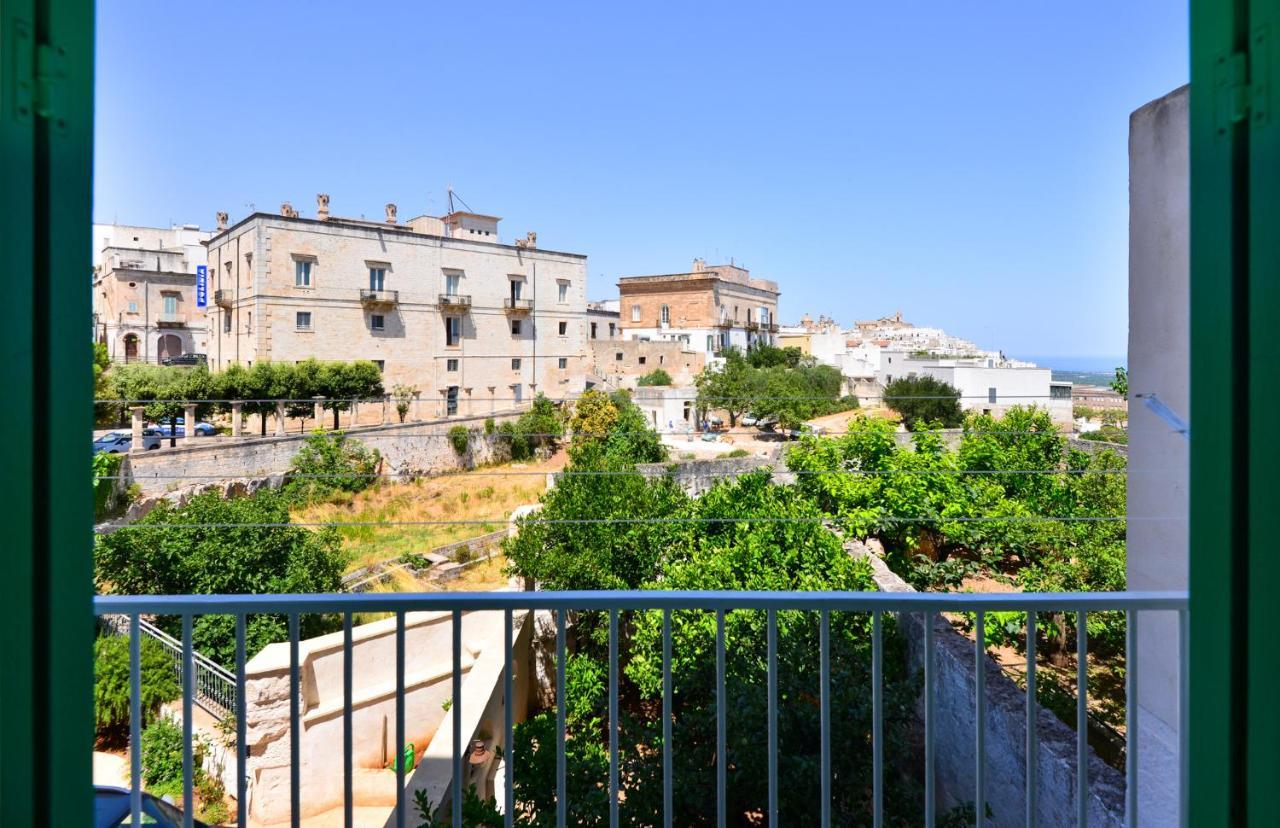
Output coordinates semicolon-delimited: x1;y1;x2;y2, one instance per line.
161;352;207;366
155;418;217;437
94;785;208;827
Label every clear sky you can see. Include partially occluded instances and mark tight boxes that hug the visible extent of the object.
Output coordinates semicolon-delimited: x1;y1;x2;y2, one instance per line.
94;1;1187;364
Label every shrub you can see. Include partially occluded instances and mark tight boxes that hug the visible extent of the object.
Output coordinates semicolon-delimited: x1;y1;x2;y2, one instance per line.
720;448;750;458
94;634;180;746
1080;425;1128;445
448;425;470;455
392;383;418;423
883;375;963;430
93;452;126;521
140;717;185;796
285;431;381;502
636;368;673;386
484;417;496;435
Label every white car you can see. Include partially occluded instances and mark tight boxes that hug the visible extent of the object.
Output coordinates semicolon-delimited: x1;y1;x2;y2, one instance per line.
93;429;161;453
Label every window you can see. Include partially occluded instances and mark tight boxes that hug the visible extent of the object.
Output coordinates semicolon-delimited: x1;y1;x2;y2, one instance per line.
374;360;385;372
295;260;312;287
558;321;567;336
631;304;641;322
661;304;670;324
296;311;312;331
445;272;461;296
707;335;715;352
988;387;998;404
445;316;461;346
223;314;231;333
512;358;522;370
447;358;459;372
127;300;137;313
558;357;568;370
1050;384;1072;400
608;323;616;337
511;320;522;335
369;266;386;291
246;312;252;334
509;279;523;300
370;314;385;331
615;352;623;361
512;383;523;404
639;356;647;365
162;295;177;315
558;282;569;304
446;386;458;416
591;322;598;339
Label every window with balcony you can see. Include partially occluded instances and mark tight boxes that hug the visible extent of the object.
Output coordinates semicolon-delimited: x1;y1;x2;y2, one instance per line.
296;311;312;331
369;266;386;291
163;295;177;315
446;386;458;416
445;316;461;347
445;272;461;296
509;278;523;301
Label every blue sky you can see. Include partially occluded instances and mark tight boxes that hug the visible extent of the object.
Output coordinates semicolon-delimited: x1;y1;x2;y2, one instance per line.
94;1;1187;364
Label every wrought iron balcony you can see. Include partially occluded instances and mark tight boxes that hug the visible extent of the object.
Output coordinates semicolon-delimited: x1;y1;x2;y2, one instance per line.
92;588;1185;827
214;289;233;308
360;288;399;306
438;293;472;309
504;298;534;313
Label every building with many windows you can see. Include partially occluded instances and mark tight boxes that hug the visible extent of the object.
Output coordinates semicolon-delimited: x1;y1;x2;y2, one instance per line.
617;258;779;361
91;223;211;363
204;197;588;415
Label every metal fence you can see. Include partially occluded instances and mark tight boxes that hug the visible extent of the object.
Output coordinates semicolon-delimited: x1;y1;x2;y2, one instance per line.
94;589;1187;828
99;614;236;719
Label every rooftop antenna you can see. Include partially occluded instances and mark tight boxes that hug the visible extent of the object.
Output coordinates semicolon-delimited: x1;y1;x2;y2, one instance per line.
446;186;476;216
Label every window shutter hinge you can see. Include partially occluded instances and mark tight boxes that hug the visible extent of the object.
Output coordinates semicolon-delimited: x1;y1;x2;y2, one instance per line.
8;19;68;130
1216;26;1270;136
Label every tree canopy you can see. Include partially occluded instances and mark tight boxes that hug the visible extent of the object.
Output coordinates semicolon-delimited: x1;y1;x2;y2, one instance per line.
882;374;963;430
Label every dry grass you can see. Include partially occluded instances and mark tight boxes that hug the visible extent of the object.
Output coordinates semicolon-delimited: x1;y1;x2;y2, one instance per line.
293;454;564;573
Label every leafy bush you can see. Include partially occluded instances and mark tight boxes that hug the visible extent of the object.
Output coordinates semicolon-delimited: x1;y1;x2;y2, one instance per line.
636;368;673;386
1080;425;1128;445
94;634;180;746
285;431;381;502
392;383;418;423
140;718;185;796
448;425;471;455
883;375;963;430
414;784;502;827
93;452;126;521
484;417;496;435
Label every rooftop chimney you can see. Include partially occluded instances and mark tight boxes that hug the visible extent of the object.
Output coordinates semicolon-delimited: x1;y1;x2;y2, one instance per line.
385;203;398;224
281;202;298;218
215;211;228;231
316;193;330;220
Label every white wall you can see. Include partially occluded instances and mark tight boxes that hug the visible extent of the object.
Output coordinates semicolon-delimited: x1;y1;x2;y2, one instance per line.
1127;85;1189;827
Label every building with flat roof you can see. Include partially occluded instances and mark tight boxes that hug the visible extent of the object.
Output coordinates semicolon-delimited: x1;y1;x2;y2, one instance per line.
204;196;588;416
92;222;211;363
617;258;779;361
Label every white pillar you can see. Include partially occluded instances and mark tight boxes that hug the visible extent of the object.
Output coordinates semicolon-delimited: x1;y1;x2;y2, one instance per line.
182;403;197;446
231;401;243;437
313;396;326;428
412;392;422;423
275;401;287;436
129;406;145;454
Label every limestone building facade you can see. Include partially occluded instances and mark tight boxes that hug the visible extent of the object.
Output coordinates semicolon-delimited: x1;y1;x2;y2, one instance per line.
204;198;589;415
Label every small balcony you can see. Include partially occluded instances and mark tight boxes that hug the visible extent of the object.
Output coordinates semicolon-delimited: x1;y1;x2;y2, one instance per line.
438;293;472;310
156;313;186;327
765;322;780;333
360;288;399;307
744;320;760;331
504;298;534;313
214;289;233;308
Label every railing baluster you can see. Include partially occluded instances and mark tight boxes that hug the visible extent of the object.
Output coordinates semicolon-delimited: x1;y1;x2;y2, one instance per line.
925;612;936;828
344;612;353;828
663;608;673;828
130;614;142;828
873;609;883;828
1126;611;1138;828
1179;608;1189;828
716;608;726;828
290;612;300;828
556;611;567;828
505;608;515;828
820;608;831;828
767;608;778;826
609;609;619;828
182;613;194;828
397;611;407;828
236;614;248;828
975;611;985;828
1026;610;1037;828
1077;609;1088;827
451;609;461;828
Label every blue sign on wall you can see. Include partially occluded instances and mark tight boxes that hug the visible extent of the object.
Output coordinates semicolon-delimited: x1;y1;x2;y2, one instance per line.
196;265;208;308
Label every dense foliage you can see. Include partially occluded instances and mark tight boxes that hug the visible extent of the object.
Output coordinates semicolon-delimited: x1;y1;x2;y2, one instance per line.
882;375;963;430
636;368;673;386
285;430;382;502
696;347;857;429
1110;366;1128;397
94;634;180;745
94;489;347;663
566;389;666;465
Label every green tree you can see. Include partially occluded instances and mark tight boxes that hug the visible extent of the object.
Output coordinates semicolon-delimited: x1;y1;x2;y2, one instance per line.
392;383;418;423
883;375;963;430
636;368;673;386
317;360;385;429
94;634;180;745
1110;366;1128;397
744;343;802;368
94;490;347;663
285;431;382;502
694;349;761;427
568;389;664;464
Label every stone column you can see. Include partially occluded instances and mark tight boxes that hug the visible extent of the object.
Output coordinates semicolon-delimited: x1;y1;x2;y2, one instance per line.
183;403;197;446
488;387;496;415
412;392;422;423
231;401;243;437
129;406;145;454
465;388;474;416
381;394;390;425
313;396;326;428
275;401;287;436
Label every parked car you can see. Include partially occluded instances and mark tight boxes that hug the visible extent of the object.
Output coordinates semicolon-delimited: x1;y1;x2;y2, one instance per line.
741;414;759;426
161;352;207;366
92;429;162;453
154;419;216;437
94;785;208;827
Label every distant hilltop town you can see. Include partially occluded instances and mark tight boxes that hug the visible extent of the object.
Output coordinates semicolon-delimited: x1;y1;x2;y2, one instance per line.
91;194;1074;427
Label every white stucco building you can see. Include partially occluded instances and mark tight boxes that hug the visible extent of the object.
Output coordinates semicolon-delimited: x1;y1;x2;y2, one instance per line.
878;350;1072;425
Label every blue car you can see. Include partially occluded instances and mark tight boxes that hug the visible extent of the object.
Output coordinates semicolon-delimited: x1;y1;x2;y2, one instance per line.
155;419;217;437
94;785;208;827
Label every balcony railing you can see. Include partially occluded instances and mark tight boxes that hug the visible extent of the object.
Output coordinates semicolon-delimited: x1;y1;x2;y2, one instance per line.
360;288;399;306
156;313;185;327
93;589;1186;828
214;289;233;308
504;298;534;312
438;293;472;309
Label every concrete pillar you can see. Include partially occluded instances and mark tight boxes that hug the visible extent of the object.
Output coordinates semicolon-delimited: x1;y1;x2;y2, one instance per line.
488;387;496;415
412;392;422;423
129;406;145;454
465;388;474;416
313;396;325;428
183;403;197;445
381;394;390;425
275;401;287;436
231;401;243;437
